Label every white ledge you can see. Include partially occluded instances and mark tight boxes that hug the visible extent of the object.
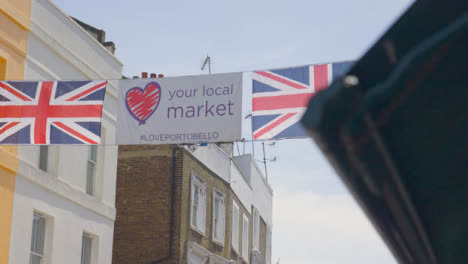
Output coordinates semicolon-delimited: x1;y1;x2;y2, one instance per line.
17;160;116;220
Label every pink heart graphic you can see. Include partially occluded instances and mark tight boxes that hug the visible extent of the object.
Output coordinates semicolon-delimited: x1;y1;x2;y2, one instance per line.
125;82;161;125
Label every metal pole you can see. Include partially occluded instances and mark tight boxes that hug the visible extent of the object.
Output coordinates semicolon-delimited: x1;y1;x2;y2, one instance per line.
201;55;211;75
208;56;211;75
251;116;255;159
262;142;268;182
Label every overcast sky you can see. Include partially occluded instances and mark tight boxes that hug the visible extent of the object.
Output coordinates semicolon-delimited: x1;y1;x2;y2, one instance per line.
54;0;414;263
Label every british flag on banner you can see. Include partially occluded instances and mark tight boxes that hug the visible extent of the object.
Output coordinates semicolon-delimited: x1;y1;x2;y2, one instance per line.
0;80;107;144
252;62;353;140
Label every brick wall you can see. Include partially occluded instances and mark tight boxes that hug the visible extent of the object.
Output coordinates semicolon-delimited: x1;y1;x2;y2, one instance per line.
180;151;232;262
179;150;255;263
112;145;183;264
113;145;256;264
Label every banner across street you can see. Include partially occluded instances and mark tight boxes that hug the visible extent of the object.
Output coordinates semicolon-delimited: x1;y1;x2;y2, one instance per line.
117;73;243;145
0;62;353;145
251;62;353;140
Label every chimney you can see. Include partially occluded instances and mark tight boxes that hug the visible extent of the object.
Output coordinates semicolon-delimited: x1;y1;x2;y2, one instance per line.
103;42;116;54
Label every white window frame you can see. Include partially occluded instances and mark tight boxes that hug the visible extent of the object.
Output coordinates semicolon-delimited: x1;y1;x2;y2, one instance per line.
190;172;206;234
38;146;49;172
81;232;98;264
265;227;272;264
30;211;53;264
211;190;225;246
81;233;93;264
30;212;46;264
242;214;249;262
86;145;97;196
231;201;240;254
252;208;260;250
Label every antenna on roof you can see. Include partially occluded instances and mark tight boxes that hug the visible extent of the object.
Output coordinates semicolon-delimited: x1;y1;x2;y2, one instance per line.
261;142;277;182
201;55;211;74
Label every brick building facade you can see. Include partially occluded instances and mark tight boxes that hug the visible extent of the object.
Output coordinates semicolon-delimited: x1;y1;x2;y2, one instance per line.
113;144;273;264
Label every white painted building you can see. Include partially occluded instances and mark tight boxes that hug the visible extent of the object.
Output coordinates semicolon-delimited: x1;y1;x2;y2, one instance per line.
8;0;122;263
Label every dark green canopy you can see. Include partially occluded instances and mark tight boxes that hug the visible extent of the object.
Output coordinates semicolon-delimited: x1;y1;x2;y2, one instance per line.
301;1;468;263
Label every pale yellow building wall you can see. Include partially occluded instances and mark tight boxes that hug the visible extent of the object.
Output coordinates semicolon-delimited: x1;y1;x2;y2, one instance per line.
0;0;31;262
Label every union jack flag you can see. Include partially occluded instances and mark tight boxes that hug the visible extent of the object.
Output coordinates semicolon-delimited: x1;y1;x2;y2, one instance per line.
252;62;353;140
0;80;107;144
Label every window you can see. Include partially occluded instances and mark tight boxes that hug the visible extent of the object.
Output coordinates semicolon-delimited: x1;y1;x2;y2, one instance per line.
252;208;260;250
30;213;46;264
265;227;272;264
212;190;225;245
86;146;97;195
81;233;93;264
231;201;240;253
0;56;6;80
39;146;49;172
242;214;249;262
190;172;206;233
100;126;106;145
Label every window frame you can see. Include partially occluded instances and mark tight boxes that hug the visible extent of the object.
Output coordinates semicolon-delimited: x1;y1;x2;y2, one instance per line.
86;145;97;196
81;232;94;264
265;227;272;264
242;214;250;262
211;189;225;246
38;146;49;172
0;56;6;80
231;201;240;254
30;212;47;264
252;207;260;250
192;184;200;227
190;172;206;234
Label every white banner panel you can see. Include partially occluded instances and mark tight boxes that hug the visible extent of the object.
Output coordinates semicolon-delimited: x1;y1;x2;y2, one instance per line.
117;73;242;144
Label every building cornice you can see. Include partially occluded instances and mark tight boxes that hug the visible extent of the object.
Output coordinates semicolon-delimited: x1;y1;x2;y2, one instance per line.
27;22;119;99
0;1;30;30
17;159;116;220
0;149;19;173
45;0;123;66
